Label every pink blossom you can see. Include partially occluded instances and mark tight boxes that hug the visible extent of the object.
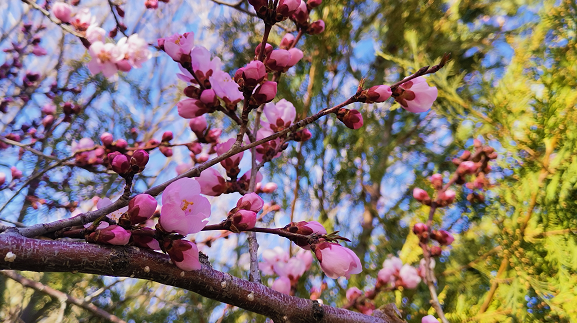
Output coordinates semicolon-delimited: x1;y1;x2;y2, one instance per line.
366;85;392;103
383;257;403;272
145;0;159;8
458;161;478;174
287;48;303;67
117;34;152;68
242;60;267;87
187;46;222;82
255;43;273;57
177;98;208;118
236;192;264;212
239;169;263;186
309;20;325;34
196;153;209;163
162;32;194;62
277;0;301;17
196;167;227;196
399;265;421;289
413;222;429;235
280;33;296;49
127;194;157;225
167;239;201;271
292;221;327;249
70;8;93;31
209;70;243;105
395;76;438;113
261;182;278;193
263;99;296;132
259;247;289;275
86;25;106;44
10;166;22;180
0;173;5;186
432;230;454;246
255;128;282;162
32;45;47;56
377;267;395;284
296;249;313;270
231;210;257;231
51;2;72;22
314;242;362;279
274;257;306;280
130;150;149;172
176;163;191;175
346;287;362;302
215;138;243;169
205;128;222;143
42;104;56;115
413;188;430;203
430;173;443;187
189;117;207;136
159;178;211;235
378;257;403;283
109;153;130;174
422;315;439;323
252;81;277;105
87;42;124;78
200;89;217;106
272;276;291;295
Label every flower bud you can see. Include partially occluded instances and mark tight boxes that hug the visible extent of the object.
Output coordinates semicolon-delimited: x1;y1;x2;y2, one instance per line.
438;189;456;204
255;43;273;58
161;131;173;142
88;225;131;245
412;222;429;235
280;33;296;49
366;85;392;103
115;139;128;150
308;0;322;7
242;60;267;87
52;2;72;22
131;228;160;250
432;230;454;246
165;239;201;271
42;115;54;128
262;182;278;193
248;0;268;13
187;141;202;154
294;129;312;142
277;0;301;18
231;209;257;231
177;98;208;118
252;81;278;105
236;192;264;212
287;48;303;67
127;194;158;224
266;49;291;71
430;173;443;188
199;89;217;107
189;116;208;135
159;146;173;157
308;20;325;34
100;132;114;146
41;104;56;115
292;1;308;24
430;246;442;257
272;276;291;295
336;108;363;129
412;188;430;203
205;128;222;143
10;166;22;180
109;153;130;174
0;173;5;186
458;161;478;175
287;221;327;249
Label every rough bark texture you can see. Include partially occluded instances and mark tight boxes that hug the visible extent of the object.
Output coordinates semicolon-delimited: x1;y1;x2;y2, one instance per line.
0;230;402;323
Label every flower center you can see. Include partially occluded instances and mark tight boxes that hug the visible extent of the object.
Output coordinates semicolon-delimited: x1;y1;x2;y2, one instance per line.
181;199;194;212
97;51;112;63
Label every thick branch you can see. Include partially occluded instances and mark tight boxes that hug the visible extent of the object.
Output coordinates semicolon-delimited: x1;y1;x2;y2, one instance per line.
0;231;394;323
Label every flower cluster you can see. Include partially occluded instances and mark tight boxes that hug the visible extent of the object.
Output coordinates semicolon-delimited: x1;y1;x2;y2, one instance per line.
260;247;314;295
377;256;422;289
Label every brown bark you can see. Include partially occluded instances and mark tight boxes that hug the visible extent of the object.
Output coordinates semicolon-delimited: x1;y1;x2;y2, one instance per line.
0;230;400;323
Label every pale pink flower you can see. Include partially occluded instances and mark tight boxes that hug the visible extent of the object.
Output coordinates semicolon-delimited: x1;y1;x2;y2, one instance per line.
296;249;313;270
346;287;362;302
314;242;362;279
159;178;211;235
378;257;402;284
422;315;439;323
458;161;478;174
196;167;227;196
51;2;72;22
190;46;222;78
274;257;306;280
272;276;291;295
87;42;124;78
383;257;403;271
209;70;243;105
399;265;421;289
162;32;194;62
261;182;278;193
86;25;106;44
117;34;152;68
176;163;192;175
70;8;94;31
167;239;201;271
395;76;438;113
263;99;296;132
259;247;290;275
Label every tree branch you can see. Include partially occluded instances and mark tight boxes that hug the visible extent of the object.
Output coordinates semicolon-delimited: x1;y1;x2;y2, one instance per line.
0;230;397;323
